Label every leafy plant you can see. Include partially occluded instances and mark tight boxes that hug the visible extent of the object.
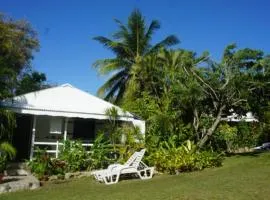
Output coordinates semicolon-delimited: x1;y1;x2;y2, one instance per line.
116;125;145;163
0;141;16;173
27;149;52;180
59;140;90;172
88;133;111;170
215;123;238;152
147;136;223;174
27;149;66;180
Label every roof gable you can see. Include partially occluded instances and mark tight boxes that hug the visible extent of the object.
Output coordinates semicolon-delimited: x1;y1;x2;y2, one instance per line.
1;84;133;119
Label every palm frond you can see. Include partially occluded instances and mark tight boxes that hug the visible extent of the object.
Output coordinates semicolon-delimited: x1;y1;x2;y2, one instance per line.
93;36;131;57
93;58;128;75
93;9;180;103
145;20;160;43
112;19;130;40
97;69;128;98
150;35;180;53
0;141;16;159
104;78;127;102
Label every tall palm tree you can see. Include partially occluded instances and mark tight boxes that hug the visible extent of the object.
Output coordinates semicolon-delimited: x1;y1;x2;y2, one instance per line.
93;9;179;103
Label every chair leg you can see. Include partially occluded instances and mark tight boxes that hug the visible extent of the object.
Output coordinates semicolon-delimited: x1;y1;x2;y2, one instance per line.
93;171;106;182
103;172;120;185
138;168;154;180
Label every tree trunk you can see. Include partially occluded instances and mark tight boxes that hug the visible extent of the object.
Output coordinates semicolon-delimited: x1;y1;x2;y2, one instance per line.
198;105;225;148
193;108;200;141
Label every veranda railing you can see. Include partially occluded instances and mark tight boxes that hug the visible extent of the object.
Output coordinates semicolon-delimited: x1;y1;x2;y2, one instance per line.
33;141;93;159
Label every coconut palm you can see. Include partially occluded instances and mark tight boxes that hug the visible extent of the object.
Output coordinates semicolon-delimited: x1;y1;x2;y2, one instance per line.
93;9;179;103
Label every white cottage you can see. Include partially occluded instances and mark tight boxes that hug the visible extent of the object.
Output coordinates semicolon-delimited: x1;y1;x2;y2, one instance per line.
0;84;145;160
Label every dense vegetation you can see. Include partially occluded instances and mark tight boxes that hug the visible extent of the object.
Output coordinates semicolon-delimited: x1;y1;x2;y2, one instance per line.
93;9;270;173
1;9;270;178
3;153;270;200
0;14;49;174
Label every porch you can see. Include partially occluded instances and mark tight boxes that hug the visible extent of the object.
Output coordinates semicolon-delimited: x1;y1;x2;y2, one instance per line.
13;114;111;160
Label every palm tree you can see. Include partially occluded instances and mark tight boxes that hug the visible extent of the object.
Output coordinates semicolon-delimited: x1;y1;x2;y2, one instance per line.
0;109;16;173
93;9;179;103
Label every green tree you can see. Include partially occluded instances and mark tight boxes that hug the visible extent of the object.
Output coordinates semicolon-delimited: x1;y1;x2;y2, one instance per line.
123;48;199;143
93;9;179;103
189;44;268;148
16;71;49;95
0;14;39;164
0;14;39;99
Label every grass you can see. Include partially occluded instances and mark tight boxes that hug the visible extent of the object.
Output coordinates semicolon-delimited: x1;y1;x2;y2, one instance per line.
1;152;270;200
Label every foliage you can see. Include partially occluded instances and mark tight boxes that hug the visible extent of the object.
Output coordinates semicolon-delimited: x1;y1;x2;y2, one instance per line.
116;125;145;163
0;15;44;174
212;122;262;152
215;123;238;152
0;155;6;173
16;71;50;95
122;49;198;144
88;133;111;170
0;14;39;99
121;44;269;149
0;109;16;140
104;107;145;161
59;140;90;172
104;107;120;149
147;136;223;174
93;9;179;103
235;122;262;148
27;149;65;180
0;141;16;173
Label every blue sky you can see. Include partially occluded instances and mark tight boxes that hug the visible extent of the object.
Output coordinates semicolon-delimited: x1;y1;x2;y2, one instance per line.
2;0;270;94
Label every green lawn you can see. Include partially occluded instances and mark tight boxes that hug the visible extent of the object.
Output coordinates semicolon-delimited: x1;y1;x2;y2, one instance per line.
1;152;270;200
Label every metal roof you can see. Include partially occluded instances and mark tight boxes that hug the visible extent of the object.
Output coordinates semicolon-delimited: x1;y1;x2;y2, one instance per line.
0;83;135;121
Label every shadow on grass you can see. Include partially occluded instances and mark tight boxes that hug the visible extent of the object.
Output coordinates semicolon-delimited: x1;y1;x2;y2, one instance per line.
226;150;267;158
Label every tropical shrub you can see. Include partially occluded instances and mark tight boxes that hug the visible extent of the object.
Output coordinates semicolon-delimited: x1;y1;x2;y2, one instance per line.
0;155;6;174
194;151;224;170
88;133;111;170
0;141;16;173
212;122;262;152
147;136;223;174
27;149;65;180
59;140;90;172
116;125;145;163
214;123;238;152
235;122;262;148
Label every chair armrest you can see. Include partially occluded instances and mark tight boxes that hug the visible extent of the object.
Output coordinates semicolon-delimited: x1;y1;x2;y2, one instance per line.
108;164;124;171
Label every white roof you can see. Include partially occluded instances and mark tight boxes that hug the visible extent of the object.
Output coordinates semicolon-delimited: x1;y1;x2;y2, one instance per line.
223;112;258;122
1;83;136;121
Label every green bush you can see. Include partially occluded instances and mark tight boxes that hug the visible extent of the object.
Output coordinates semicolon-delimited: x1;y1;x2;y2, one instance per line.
0;155;6;173
147;137;223;174
0;141;16;173
88;133;111;170
27;149;65;180
211;122;262;152
115;125;145;164
235;122;262;148
59;140;90;172
194;151;224;170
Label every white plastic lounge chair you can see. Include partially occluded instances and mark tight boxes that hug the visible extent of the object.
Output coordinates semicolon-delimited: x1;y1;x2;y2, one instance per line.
92;149;154;185
92;150;140;182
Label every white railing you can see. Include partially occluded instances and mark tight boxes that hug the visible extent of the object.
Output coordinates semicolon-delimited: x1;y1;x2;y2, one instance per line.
33;141;93;158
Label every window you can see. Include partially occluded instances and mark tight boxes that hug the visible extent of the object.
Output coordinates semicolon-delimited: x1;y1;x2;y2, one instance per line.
50;117;62;134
